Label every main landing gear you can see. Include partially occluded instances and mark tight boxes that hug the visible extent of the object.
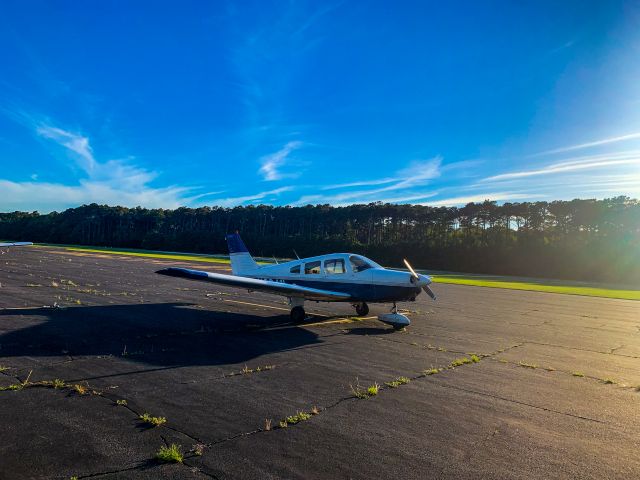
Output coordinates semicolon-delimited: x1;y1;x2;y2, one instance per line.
353;302;369;316
289;297;306;323
290;305;306;323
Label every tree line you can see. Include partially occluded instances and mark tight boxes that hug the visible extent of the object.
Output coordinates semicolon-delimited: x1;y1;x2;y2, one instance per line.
1;197;638;283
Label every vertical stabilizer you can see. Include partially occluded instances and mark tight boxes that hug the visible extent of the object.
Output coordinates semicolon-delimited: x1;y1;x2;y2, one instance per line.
226;233;259;275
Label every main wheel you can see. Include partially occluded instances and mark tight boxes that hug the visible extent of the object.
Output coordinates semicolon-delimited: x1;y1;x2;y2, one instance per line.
355;302;369;316
290;306;306;323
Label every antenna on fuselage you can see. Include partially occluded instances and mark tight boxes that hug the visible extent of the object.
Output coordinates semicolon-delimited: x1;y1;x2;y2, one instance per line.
293;249;300;260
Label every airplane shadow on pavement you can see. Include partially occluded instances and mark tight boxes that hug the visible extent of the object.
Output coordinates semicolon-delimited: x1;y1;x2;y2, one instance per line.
0;302;323;367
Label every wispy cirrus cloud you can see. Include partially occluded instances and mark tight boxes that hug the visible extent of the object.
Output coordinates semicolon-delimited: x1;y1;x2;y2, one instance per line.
531;132;640;157
258;141;304;181
294;156;442;205
37;125;96;173
420;192;532;207
482;151;640;182
204;186;294;208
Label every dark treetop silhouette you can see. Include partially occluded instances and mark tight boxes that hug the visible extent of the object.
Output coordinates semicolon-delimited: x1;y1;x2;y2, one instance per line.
1;197;638;283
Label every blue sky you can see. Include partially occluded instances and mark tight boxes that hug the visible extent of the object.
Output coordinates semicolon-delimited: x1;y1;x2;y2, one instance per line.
1;0;639;212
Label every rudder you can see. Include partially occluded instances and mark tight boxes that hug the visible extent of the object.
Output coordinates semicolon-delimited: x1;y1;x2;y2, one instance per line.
226;233;259;275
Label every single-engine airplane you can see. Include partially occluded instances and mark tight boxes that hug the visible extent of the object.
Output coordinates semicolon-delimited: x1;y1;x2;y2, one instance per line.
157;233;436;329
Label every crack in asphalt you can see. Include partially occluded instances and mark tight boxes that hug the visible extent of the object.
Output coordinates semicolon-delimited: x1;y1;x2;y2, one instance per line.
524;340;640;359
429;380;606;424
74;462;150;479
610;344;625;354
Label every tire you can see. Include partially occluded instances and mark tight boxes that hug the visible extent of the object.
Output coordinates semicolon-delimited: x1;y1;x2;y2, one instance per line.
355;302;369;316
290;306;306;323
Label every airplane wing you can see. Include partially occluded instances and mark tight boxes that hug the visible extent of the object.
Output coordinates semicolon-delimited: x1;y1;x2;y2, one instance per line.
156;267;351;301
0;242;33;247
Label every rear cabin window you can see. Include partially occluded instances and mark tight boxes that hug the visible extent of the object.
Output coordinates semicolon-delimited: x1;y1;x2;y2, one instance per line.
304;261;321;274
324;259;345;274
290;265;300;274
349;255;373;273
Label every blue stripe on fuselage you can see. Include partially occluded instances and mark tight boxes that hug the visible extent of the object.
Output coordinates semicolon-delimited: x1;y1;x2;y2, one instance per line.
271;279;420;303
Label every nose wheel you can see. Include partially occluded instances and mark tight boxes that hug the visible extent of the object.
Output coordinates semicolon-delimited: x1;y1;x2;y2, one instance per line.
354;302;369;316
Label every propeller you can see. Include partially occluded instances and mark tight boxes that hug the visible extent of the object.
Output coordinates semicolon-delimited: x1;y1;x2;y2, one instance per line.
403;258;437;301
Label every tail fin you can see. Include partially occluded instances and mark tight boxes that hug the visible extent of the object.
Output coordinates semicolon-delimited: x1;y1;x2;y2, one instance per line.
226;233;259;275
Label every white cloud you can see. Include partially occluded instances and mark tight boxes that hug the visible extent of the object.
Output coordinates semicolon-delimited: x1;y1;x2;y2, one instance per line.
0;179;193;212
293;156;442;205
321;178;396;190
0;122;198;212
258;141;303;181
421;192;532;207
482;151;640;182
204;186;294;207
36;125;97;174
532;132;640;156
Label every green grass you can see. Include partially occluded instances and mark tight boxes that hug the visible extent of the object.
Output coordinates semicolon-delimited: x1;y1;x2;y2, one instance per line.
139;413;167;427
366;383;380;396
431;274;640;301
572;371;585;377
63;246;234;264
423;368;442;375
518;361;538;369
450;357;473;368
385;376;411;388
155;444;183;463
285;411;312;425
350;380;380;399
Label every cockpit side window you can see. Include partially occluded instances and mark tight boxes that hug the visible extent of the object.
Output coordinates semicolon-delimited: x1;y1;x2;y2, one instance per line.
324;258;345;274
290;264;300;274
304;261;322;274
349;255;372;273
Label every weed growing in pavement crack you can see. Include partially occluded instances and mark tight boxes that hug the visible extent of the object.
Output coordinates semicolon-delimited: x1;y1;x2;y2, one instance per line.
192;443;205;456
72;384;88;395
424;368;442;375
572;371;585;377
285;411;312;425
450;357;472;368
139;413;167;427
116;399;128;406
366;383;380;396
156;444;183;463
350;379;371;399
385;376;411;388
52;379;66;389
518;361;538;369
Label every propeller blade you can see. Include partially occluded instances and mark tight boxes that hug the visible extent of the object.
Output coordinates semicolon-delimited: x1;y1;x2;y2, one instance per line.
403;258;419;279
423;285;437;301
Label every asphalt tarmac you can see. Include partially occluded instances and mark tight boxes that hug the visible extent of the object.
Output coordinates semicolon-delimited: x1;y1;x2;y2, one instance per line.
0;246;638;479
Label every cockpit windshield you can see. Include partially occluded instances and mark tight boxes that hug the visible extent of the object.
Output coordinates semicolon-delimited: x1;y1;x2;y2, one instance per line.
349;255;379;273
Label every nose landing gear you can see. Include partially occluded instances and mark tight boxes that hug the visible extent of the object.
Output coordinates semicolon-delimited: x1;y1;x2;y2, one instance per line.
378;302;411;330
